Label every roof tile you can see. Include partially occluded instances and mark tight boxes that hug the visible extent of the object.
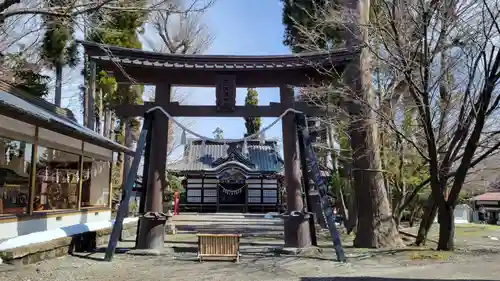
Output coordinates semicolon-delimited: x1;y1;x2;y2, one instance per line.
169;139;283;173
79;40;360;71
472;192;500;201
0;81;131;153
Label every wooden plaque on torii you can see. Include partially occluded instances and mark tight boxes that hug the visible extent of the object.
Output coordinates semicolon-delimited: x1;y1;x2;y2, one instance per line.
215;75;237;112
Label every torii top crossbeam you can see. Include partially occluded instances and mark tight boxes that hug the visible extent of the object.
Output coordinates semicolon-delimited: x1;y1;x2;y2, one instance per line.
79;40;358;87
79;41;359;118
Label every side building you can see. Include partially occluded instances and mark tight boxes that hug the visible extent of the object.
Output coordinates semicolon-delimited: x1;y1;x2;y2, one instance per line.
0;80;133;247
169;139;284;213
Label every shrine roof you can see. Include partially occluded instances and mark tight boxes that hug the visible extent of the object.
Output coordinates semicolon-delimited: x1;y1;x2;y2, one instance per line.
0;80;133;154
471;192;500;201
168;139;284;173
79;40;358;71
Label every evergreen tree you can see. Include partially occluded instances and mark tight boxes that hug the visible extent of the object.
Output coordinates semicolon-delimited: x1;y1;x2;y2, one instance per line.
244;88;261;137
281;0;341;53
5;53;50;98
86;0;149;196
87;0;147;125
40;0;79;106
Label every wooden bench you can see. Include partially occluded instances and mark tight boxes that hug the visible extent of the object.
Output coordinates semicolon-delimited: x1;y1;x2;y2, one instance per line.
196;233;241;262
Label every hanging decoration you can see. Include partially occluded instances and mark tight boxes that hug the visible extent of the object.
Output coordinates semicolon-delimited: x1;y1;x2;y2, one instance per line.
180;129;187;145
242;139;248;155
34;161;108;183
148;106;303;144
218;183;246;196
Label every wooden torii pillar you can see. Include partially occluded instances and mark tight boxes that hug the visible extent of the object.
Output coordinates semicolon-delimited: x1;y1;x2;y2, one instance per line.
280;85;311;248
135;84;171;250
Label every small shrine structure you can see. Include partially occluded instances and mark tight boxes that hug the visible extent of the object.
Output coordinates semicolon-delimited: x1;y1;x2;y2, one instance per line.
170;139;284;213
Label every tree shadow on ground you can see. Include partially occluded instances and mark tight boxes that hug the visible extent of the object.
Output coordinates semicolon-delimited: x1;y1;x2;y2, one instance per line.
170;245;337;262
167;240;284;248
175;213;280;220
300;277;493;281
172;246;197;253
175;223;282;234
69;247;133;261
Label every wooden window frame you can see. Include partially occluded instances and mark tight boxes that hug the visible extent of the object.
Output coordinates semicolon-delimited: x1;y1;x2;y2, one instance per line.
0;124;117;223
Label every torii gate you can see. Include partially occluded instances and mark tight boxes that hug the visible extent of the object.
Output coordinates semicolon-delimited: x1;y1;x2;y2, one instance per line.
80;41;358;251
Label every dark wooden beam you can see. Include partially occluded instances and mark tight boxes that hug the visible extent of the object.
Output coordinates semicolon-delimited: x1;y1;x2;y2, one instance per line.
281;85;311;248
136;84;170;251
112;102;332;118
97;61;341;87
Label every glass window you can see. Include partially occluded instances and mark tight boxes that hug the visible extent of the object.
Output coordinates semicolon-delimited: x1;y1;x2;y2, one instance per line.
0;136;32;215
34;147;80;211
80;157;110;208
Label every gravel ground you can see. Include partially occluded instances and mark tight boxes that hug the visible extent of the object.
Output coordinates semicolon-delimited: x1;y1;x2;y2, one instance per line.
1;213;500;281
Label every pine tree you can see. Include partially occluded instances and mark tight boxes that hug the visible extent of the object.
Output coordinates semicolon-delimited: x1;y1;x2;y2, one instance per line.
87;2;148;139
86;0;149;199
244;88;261;137
40;0;79;106
5;53;50;98
281;0;341;53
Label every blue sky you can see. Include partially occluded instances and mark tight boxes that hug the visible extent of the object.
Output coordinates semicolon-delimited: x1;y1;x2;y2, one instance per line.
173;0;289;148
54;0;290;160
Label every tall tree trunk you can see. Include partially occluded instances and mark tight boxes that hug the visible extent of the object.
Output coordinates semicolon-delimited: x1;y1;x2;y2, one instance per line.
415;195;438;245
117;118;126;183
337;186;348;219
122;117;134;217
343;0;403;248
327;125;349;222
98;89;104;135
83;56;89;128
394;209;404;228
111;114;116;140
437;203;455;250
408;205;420;227
54;64;63;107
103;110;111;138
345;188;357;234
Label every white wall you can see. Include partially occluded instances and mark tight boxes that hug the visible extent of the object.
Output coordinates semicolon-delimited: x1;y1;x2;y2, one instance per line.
0;210;111;240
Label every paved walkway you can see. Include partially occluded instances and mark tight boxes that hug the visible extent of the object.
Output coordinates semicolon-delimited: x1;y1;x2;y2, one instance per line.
1;213;500;281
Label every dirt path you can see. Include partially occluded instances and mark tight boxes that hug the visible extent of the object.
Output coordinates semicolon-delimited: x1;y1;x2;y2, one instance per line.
1;213;500;281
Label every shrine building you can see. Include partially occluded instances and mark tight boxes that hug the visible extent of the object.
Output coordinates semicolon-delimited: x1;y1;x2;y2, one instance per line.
0;80;134;248
169;139;284;213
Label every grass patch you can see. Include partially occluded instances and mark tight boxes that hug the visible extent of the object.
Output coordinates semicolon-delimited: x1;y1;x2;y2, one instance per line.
455;224;500;237
408;250;451;261
456;224;500;231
